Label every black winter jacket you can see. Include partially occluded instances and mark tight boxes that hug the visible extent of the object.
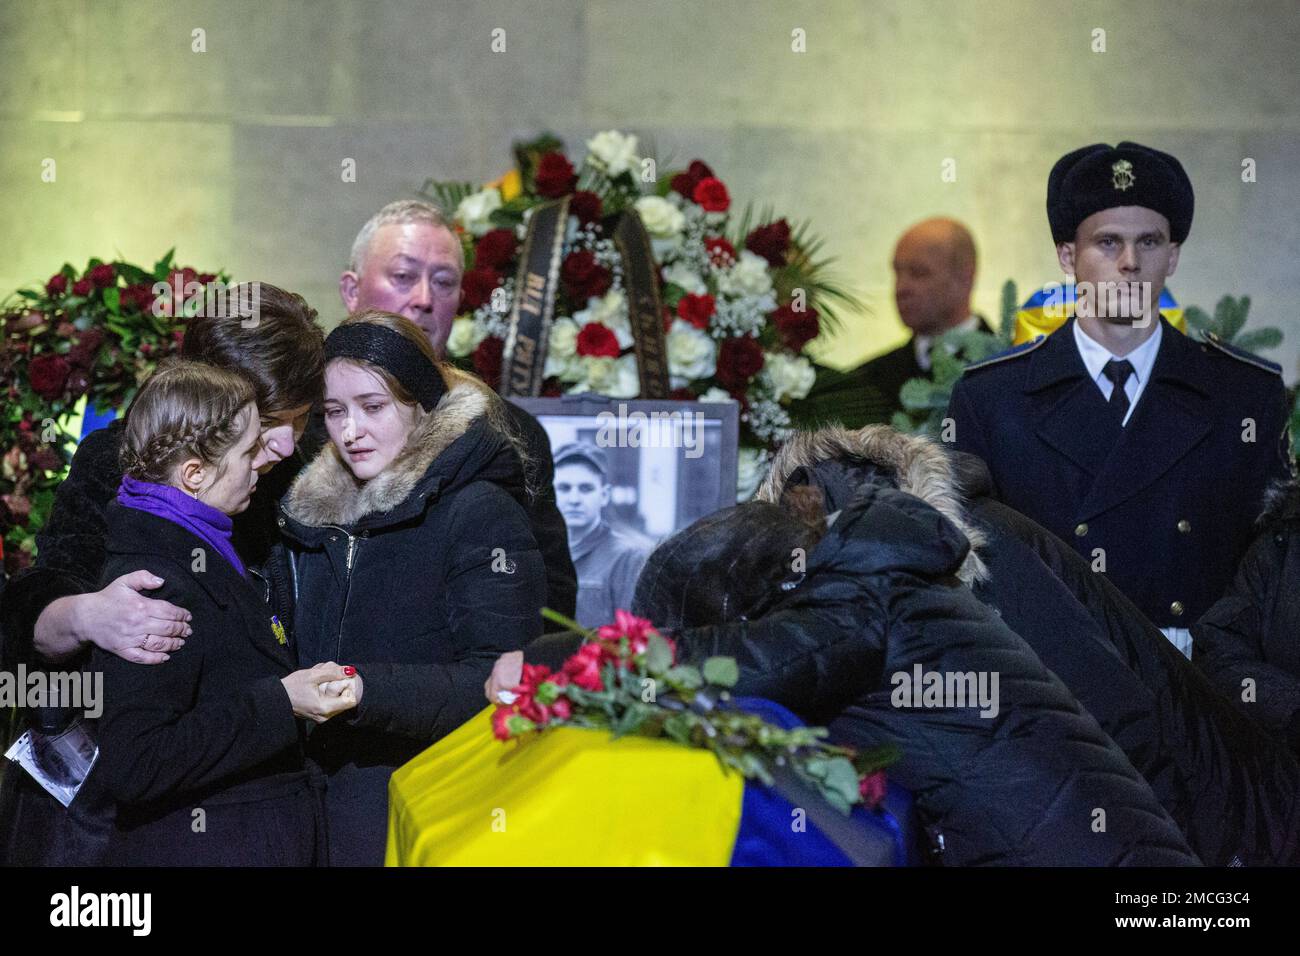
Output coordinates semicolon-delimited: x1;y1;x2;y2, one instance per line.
278;380;546;866
92;504;323;866
656;485;1199;866
755;424;1300;865
1194;479;1300;749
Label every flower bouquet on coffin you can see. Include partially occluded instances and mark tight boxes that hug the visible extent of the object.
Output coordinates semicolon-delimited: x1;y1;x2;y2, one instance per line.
492;609;896;814
421;130;862;499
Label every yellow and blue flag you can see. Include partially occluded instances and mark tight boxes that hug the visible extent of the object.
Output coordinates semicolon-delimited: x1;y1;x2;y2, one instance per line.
386;698;913;867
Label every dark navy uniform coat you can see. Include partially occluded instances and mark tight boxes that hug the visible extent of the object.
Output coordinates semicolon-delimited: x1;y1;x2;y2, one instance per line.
947;316;1292;628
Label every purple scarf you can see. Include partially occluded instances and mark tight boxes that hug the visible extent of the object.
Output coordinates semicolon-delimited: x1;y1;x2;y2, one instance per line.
117;475;246;577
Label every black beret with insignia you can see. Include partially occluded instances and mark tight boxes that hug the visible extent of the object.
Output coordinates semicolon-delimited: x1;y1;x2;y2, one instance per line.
1047;141;1194;244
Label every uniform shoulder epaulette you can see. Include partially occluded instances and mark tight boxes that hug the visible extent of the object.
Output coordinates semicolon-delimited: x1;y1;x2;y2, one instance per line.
963;335;1047;373
1202;332;1283;375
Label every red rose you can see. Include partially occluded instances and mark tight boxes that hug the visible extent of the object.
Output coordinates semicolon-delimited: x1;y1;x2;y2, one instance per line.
121;284;156;313
534;151;577;198
771;303;821;352
72;278;92;297
27;354;72;400
670;172;698;198
676;293;715;330
541;378;563;398
575;322;620;358
688;160;715;180
569;190;603;225
472;335;504;389
692;177;730;212
715;336;765;389
859;771;888;809
518;697;551;725
561;642;607;691
560;250;612;304
704;237;737;268
89;263;116;289
745;219;792;268
474;229;517;271
669;387;696;401
670;160;716;198
460;267;503;311
197;273;216;284
549;697;572;721
68;329;105;368
491;706;515;741
45;274;68;296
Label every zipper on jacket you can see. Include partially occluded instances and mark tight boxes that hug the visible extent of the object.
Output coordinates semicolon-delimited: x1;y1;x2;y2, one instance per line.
325;526;366;662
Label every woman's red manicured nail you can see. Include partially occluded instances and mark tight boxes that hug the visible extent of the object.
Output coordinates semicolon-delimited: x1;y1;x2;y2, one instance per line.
343;666;356;676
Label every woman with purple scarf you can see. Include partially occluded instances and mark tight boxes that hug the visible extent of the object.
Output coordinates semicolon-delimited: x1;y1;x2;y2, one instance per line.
90;361;355;865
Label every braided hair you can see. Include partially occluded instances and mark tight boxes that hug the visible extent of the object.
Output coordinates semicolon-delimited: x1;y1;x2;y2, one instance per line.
120;359;257;485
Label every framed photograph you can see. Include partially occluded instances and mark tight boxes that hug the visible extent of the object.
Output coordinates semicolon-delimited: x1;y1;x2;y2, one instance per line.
510;395;739;629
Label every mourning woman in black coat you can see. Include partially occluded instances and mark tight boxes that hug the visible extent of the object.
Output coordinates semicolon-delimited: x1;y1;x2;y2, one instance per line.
750;424;1300;865
276;310;546;866
93;361;357;866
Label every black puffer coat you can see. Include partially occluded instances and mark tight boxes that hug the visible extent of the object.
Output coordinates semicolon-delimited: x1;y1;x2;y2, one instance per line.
1194;479;1300;748
755;424;1300;866
637;485;1198;866
277;377;546;866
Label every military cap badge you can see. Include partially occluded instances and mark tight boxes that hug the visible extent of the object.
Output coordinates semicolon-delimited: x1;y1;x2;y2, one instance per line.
1111;159;1136;192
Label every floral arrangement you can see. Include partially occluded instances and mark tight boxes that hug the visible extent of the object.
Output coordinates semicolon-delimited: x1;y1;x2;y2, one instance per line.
0;252;229;572
422;131;861;499
492;609;897;814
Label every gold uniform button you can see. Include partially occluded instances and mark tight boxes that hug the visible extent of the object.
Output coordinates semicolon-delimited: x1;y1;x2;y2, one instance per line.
1074;523;1088;537
1170;601;1185;617
1177;519;1191;533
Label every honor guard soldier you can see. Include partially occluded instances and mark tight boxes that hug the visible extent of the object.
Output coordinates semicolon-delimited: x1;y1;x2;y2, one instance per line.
947;142;1293;657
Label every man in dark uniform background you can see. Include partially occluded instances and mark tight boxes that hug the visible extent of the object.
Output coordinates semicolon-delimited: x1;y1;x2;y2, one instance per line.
947;142;1292;657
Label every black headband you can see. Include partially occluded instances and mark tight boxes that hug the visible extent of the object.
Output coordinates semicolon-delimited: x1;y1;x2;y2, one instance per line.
324;323;446;411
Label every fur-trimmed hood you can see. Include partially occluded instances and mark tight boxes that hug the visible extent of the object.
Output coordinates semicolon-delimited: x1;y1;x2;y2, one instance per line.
754;424;989;587
1258;477;1300;530
282;378;508;529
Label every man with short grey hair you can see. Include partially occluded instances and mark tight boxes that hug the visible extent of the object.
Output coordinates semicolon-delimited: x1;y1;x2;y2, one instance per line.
338;199;577;625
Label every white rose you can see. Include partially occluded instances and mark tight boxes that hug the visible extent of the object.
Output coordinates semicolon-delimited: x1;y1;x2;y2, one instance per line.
736;447;769;502
446;317;486;359
762;351;816;402
586;130;640;176
545;351;586;383
662;261;707;295
548;317;579;359
666;318;717;386
716;249;773;298
634;196;686;240
699;386;735;404
455;188;503;237
576;354;638;398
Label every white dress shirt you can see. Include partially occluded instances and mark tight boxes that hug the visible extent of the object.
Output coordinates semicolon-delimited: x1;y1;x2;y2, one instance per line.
916;315;982;372
1072;319;1163;427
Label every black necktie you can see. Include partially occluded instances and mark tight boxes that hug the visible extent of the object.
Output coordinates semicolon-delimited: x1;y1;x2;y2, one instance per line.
1102;359;1134;421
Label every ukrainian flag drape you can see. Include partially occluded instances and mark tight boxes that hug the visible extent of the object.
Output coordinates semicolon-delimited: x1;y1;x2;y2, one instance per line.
1015;284;1184;344
386;698;913;867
